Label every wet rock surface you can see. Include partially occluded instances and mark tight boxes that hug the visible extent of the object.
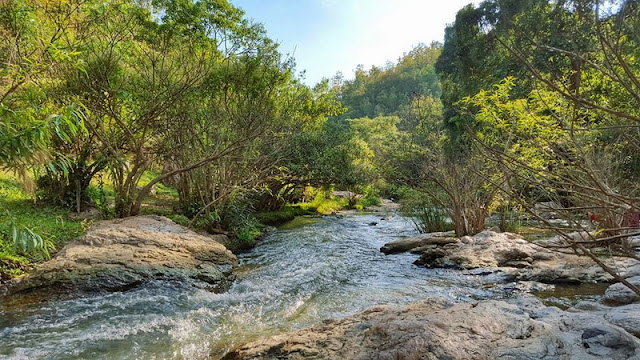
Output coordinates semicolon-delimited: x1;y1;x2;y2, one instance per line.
223;296;640;360
2;216;237;296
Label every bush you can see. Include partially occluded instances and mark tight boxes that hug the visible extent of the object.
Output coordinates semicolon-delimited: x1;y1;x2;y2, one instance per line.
356;186;381;208
298;187;349;214
86;178;115;218
254;206;314;226
400;189;454;233
220;192;261;244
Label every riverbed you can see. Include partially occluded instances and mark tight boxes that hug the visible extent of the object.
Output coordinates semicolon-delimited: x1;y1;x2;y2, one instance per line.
0;213;599;359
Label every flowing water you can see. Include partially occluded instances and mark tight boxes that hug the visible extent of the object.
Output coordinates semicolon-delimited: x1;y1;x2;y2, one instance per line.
0;213;580;359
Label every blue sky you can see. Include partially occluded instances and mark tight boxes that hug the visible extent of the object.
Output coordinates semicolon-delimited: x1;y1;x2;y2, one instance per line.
232;0;474;86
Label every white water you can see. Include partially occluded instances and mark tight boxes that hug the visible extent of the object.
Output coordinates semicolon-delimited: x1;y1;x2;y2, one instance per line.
0;213;510;359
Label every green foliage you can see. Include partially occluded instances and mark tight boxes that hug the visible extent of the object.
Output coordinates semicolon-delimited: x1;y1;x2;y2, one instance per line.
3;211;55;258
254;206;315;226
298;188;349;214
219;192;261;244
400;189;454;233
355;186;381;208
335;43;442;120
0;174;85;276
165;214;190;227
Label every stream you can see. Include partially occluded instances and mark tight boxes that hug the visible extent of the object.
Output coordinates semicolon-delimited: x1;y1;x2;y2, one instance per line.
0;213;599;359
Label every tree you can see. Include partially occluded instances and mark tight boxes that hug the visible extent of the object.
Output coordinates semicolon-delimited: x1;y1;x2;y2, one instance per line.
446;0;640;296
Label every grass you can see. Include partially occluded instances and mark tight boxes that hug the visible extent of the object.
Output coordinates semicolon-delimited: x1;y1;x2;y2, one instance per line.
0;173;86;278
254;206;316;226
0;170;183;279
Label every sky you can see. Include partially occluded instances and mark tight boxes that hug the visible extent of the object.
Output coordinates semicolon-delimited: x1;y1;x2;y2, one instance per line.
232;0;475;86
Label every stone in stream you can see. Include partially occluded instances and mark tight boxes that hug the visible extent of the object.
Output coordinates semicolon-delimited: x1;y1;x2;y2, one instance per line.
222;296;640;360
412;230;634;285
2;215;237;296
379;231;457;254
603;276;640;305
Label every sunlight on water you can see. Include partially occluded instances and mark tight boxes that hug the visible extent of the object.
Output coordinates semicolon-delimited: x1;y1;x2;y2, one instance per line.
1;213;508;359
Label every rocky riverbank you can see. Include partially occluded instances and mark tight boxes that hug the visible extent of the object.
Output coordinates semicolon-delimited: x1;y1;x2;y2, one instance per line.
223;295;640;359
223;228;640;359
1;216;237;297
384;230;637;284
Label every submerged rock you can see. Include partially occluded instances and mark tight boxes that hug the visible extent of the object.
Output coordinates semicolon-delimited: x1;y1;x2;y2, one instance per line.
3;216;237;296
223;296;640;360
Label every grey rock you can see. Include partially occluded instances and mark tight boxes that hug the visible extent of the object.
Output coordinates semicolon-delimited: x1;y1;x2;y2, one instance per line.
605;304;640;337
414;230;631;285
380;232;457;254
622;264;640;279
223;297;640;360
603;276;640;305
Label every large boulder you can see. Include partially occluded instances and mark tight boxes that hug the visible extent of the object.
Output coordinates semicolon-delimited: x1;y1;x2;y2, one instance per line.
3;216;237;295
223;297;640;360
414;231;631;284
415;231;557;269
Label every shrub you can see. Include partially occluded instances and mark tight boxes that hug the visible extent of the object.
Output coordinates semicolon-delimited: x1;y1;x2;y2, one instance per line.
400;189;454;233
356;186;381;208
298;187;349;214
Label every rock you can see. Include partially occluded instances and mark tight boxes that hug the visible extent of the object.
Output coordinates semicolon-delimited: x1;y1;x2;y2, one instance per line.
414;231;629;284
603;276;640;305
605;304;640;337
628;236;640;248
331;190;359;198
68;207;101;221
367;199;400;212
532;201;561;219
380;232;457;254
568;301;610;312
368;222;378;226
504;261;616;284
223;297;640;360
4;216;237;296
622;263;640;279
535;231;594;253
495;281;555;293
416;231;554;269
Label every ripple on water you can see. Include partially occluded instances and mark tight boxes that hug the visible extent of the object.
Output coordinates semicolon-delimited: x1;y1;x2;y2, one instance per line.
0;213;518;359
